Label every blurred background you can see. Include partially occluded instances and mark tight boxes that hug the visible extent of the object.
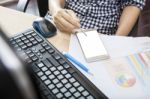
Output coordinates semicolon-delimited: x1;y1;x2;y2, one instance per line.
0;0;39;16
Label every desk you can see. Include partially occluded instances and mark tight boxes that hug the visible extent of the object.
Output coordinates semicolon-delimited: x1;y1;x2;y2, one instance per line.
0;6;70;52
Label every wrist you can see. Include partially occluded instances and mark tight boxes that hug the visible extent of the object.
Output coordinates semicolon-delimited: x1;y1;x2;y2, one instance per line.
48;0;62;16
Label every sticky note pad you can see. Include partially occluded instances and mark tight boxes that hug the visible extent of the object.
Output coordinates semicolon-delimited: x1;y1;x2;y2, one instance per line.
76;30;109;62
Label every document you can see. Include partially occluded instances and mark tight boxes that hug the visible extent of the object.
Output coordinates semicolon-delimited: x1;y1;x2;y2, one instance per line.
69;34;150;99
76;30;109;62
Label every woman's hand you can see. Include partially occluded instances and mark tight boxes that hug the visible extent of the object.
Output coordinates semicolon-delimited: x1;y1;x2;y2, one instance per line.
53;9;81;33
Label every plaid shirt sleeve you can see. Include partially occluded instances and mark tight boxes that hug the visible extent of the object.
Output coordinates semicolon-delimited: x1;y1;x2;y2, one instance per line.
121;0;146;10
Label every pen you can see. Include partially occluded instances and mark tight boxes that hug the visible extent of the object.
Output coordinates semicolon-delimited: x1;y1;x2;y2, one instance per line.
63;52;93;76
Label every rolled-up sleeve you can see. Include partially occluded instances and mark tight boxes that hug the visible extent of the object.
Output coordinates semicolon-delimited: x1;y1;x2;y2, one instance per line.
121;0;146;10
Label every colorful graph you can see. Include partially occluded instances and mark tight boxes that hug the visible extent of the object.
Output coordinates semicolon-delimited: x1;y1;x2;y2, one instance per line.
126;50;150;86
105;49;150;88
115;73;136;87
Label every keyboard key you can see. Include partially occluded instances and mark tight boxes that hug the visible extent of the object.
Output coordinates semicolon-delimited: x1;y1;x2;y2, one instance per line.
82;91;89;97
52;78;59;84
32;40;38;45
41;43;48;47
27;35;32;38
16;39;21;43
65;74;71;79
56;93;63;98
35;36;43;42
53;54;61;60
50;67;56;71
41;67;48;72
61;70;67;75
61;78;68;84
69;78;76;83
69;87;76;93
31;32;37;36
42;59;52;68
64;91;71;97
45;71;51;75
29;37;35;41
31;56;38;62
24;40;30;44
26;50;32;54
44;80;51;85
41;75;47;81
52;88;59;94
11;41;16;45
37;71;44;77
58;59;66;64
48;56;60;66
74;92;81;98
53;71;60;76
29;53;35;57
27;43;32;47
48;84;55;90
77;86;84;92
56;83;63;88
37;62;44;68
78;96;85;99
60;87;67;93
21;37;26;41
48;74;55;79
57;74;64;80
63;63;70;69
45;46;51;50
40;49;46;53
65;83;72;89
18;42;24;46
57;66;64;71
21;45;27;49
73;82;80;87
87;95;94;99
48;49;55;54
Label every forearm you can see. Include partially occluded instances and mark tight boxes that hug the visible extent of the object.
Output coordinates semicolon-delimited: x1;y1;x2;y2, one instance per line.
116;6;141;36
48;0;65;15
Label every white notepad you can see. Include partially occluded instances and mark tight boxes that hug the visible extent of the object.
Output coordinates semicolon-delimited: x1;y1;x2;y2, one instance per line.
76;30;109;62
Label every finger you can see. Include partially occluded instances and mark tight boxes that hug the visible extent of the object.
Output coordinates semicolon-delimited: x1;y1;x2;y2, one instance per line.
60;10;80;28
54;17;78;33
55;14;79;29
54;20;64;31
66;10;80;22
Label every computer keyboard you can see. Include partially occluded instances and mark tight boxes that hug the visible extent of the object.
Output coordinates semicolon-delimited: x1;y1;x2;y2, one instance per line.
9;29;108;99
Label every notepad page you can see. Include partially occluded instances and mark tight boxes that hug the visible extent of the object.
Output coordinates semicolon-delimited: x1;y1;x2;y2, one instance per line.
76;30;109;62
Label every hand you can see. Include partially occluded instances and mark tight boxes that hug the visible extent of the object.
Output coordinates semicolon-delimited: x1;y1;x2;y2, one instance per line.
53;9;81;33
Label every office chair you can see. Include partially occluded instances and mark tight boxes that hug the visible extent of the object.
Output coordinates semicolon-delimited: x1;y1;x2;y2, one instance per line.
17;0;30;12
17;0;48;17
0;0;30;12
36;0;48;17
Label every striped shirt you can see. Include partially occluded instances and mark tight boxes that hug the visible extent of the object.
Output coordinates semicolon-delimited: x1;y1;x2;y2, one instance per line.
64;0;145;34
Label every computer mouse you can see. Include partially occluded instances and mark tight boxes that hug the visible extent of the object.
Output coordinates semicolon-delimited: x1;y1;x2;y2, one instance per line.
32;18;57;38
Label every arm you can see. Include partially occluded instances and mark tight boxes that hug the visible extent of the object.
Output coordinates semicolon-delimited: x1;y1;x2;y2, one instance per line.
48;0;65;15
48;0;80;33
115;6;141;36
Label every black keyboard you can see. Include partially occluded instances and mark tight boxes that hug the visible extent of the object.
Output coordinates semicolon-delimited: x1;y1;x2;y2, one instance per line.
9;29;108;99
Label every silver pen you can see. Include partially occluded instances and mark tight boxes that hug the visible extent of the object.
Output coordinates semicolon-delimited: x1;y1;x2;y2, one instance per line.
74;28;87;36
